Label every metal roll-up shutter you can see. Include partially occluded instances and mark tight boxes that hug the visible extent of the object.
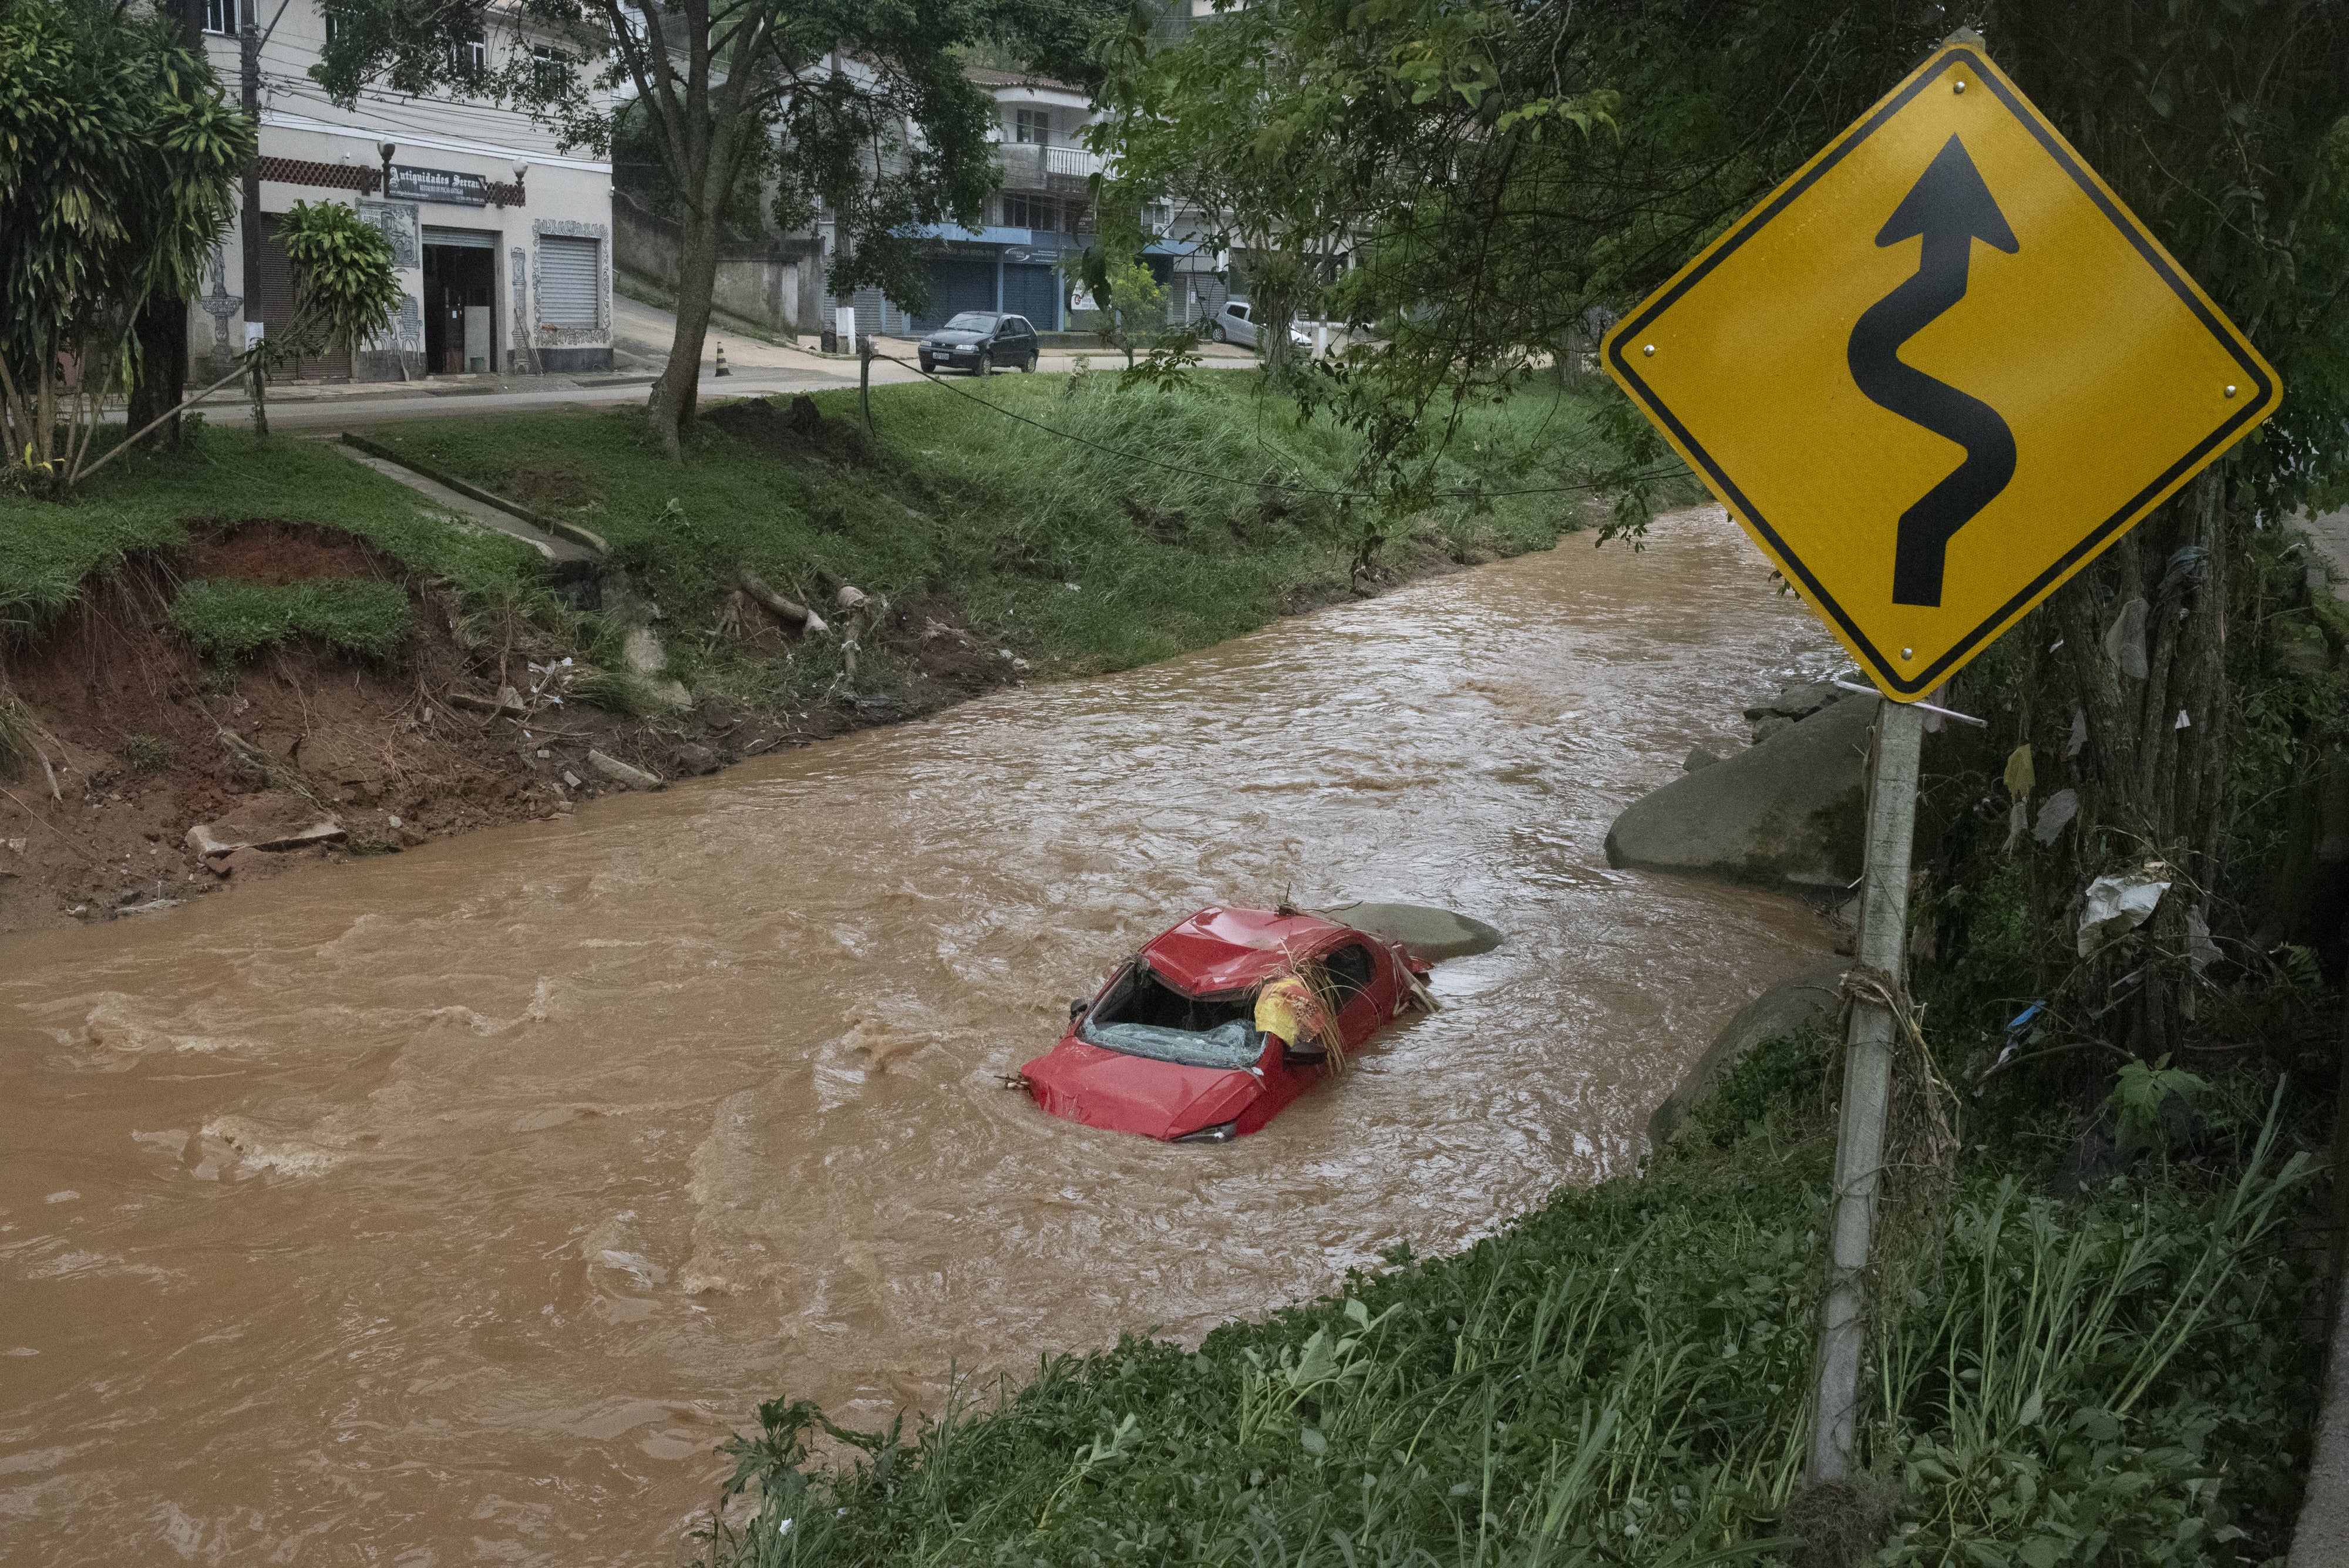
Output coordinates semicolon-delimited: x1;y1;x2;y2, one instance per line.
910;258;996;333
257;214;351;382
424;226;498;249
851;287;914;339
1002;264;1058;330
538;234;600;327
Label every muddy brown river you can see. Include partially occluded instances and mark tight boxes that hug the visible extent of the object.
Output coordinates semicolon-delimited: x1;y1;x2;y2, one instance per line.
1;506;1838;1564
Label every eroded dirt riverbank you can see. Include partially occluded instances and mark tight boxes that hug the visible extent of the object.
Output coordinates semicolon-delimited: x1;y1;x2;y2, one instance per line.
1;507;1838;1566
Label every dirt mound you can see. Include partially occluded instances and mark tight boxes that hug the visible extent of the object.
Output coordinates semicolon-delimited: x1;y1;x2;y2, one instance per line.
181;519;399;584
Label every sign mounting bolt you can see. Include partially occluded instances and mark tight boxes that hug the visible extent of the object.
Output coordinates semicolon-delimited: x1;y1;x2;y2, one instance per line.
1642;344;1655;357
1953;79;1966;95
1900;648;1914;660
2224;384;2238;398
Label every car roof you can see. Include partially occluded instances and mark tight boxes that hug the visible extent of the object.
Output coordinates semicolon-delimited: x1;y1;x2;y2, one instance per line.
1139;906;1355;995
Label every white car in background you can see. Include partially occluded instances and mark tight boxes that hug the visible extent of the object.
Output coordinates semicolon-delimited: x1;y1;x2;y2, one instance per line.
1209;300;1314;352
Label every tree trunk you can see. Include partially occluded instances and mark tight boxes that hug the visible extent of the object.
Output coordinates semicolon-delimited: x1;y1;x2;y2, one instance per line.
647;207;722;458
127;293;190;451
2038;468;2229;1062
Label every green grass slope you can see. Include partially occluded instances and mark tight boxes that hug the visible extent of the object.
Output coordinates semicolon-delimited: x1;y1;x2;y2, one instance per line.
364;372;1623;683
0;426;541;635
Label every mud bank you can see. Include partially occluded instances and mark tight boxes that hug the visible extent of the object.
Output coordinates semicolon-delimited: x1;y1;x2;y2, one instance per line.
0;526;1014;932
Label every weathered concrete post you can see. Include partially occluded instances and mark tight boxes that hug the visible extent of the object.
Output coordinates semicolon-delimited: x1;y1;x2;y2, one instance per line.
1808;696;1926;1482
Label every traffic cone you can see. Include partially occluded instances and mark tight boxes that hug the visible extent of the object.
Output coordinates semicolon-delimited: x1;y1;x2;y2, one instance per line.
714;342;731;376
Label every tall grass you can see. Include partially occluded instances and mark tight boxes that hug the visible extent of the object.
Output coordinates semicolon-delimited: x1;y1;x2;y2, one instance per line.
702;1039;2323;1567
1871;1099;2314;1565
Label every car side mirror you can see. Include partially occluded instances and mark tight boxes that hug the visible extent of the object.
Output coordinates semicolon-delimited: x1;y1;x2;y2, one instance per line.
1068;998;1090;1019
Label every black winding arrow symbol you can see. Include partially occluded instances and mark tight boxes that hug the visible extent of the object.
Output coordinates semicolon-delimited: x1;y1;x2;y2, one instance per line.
1847;134;2020;608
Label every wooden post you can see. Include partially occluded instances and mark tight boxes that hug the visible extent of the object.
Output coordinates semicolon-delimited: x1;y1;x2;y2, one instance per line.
1808;695;1926;1482
859;332;874;433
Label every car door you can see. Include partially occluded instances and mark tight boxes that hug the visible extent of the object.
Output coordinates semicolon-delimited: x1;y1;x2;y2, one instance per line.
1008;316;1036;362
1322;941;1392;1049
1224;304;1256;347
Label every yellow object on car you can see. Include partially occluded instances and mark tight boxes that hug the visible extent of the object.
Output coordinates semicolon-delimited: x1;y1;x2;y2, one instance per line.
1254;975;1330;1052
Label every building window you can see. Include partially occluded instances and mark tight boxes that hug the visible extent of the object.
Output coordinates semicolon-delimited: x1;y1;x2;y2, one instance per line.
1013;107;1050;145
1002;193;1058;232
204;0;239;34
532;45;572;93
450;31;486;74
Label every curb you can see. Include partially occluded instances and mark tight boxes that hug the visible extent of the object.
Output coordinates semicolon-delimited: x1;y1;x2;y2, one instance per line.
338;432;610;557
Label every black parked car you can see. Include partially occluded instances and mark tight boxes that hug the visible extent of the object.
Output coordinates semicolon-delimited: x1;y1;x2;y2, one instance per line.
918;312;1040;376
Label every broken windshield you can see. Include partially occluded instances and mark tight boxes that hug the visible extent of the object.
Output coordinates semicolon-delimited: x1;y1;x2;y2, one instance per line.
1076;962;1267;1068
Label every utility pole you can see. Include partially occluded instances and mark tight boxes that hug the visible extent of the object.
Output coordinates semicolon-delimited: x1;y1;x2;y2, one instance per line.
240;4;262;339
1807;697;1926;1480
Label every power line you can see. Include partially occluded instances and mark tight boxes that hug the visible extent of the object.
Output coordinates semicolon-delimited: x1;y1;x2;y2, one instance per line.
868;350;1676;503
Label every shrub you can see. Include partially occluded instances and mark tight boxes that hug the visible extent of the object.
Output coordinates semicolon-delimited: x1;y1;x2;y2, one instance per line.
122;732;175;773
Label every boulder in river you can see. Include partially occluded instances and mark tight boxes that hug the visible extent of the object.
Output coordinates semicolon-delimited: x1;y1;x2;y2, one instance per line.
184;792;345;864
587;749;664;790
1648;958;1847;1148
1744;681;1846;725
1606;694;1879;889
1320;901;1503;960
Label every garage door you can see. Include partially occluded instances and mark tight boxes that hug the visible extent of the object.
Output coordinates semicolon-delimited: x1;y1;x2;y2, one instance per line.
910;258;997;333
1002;264;1058;331
538;234;600;327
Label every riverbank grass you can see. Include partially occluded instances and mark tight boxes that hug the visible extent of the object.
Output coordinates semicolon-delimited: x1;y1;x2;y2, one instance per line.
5;375;1628;705
704;1035;2323;1567
362;371;1620;681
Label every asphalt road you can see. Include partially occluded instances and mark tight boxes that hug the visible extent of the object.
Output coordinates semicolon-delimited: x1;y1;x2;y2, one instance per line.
237;292;1260;430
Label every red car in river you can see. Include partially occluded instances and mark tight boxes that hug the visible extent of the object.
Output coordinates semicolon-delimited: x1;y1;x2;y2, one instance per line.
1021;906;1433;1143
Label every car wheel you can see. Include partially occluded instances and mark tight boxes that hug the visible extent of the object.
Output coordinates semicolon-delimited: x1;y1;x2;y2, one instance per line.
1020;351;1037;372
1211;323;1227;343
978;351;994;376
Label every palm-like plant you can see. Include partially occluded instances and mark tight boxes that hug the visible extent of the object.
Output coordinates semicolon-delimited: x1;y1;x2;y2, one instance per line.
0;0;251;492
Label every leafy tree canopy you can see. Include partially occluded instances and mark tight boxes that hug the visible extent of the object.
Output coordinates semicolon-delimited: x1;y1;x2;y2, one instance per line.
0;0;252;486
315;0;1122;452
1098;0;2349;525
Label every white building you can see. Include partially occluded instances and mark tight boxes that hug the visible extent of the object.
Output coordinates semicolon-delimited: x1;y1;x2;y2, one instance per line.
192;0;614;383
835;68;1220;342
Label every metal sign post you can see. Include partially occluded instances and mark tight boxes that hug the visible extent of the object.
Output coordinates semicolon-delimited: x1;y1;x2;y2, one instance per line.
1808;697;1924;1480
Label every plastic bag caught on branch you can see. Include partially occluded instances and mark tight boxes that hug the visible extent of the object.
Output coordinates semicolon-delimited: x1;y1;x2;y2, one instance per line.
2078;867;2171;956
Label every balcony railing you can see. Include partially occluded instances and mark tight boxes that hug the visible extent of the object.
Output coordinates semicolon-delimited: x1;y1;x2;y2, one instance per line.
997;140;1111;191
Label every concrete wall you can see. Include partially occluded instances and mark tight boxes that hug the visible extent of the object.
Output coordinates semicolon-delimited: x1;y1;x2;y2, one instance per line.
614;202;827;335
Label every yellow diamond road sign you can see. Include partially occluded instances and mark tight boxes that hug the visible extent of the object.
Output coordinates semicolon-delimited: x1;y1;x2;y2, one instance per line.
1603;40;2279;699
